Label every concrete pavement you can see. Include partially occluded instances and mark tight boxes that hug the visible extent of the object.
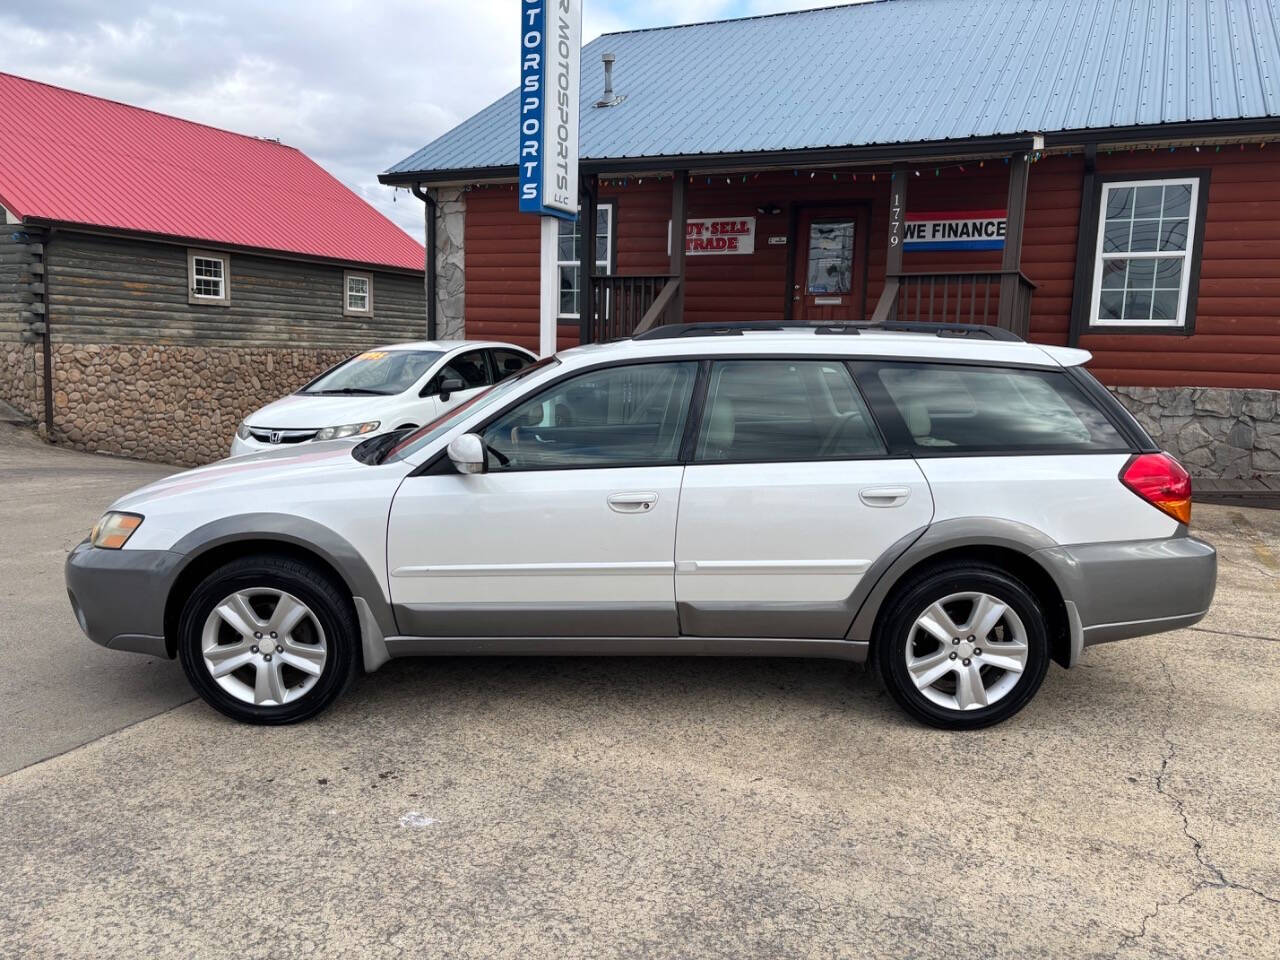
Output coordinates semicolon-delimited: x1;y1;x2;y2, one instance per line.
0;430;1276;958
0;425;191;775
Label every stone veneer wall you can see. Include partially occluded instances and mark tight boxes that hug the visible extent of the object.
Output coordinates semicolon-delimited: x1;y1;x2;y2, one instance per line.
0;343;44;423
433;186;466;340
42;344;351;466
1112;386;1280;479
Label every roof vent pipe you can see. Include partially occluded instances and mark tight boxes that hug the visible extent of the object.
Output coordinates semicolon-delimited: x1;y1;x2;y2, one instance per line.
594;53;626;108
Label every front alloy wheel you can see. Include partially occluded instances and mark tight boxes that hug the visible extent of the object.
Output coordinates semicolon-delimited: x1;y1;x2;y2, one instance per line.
878;562;1049;729
201;589;328;707
178;555;358;724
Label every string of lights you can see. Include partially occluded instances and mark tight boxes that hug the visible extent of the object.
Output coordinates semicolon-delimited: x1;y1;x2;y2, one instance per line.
436;140;1277;192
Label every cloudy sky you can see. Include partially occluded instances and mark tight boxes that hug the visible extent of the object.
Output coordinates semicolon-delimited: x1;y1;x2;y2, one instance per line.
0;1;858;244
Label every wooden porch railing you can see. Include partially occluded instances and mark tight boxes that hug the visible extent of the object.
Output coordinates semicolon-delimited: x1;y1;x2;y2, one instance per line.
877;269;1037;339
587;274;680;341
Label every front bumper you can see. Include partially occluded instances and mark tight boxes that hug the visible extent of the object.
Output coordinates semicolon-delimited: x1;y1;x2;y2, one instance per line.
65;541;185;657
1037;534;1217;647
229;434;297;457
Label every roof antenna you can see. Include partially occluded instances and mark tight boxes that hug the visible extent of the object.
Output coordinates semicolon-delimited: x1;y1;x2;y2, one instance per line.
594;52;626;108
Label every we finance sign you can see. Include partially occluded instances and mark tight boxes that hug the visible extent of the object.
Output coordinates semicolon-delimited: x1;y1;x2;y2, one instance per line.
518;0;581;219
903;210;1007;251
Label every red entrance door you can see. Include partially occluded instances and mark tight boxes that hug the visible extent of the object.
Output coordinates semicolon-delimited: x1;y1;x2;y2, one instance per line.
793;207;868;324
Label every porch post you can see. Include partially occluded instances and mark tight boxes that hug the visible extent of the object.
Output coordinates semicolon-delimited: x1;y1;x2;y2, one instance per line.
669;169;688;326
578;173;598;345
998;151;1031;330
869;162;908;323
538;216;559;357
1067;144;1098;347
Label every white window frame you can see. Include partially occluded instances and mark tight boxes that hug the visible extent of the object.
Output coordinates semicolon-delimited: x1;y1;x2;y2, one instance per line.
344;270;374;316
557;202;614;320
187;250;230;306
1088;176;1200;330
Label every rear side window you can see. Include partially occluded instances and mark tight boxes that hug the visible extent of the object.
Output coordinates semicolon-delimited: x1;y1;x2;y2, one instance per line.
695;360;885;463
492;349;532;381
869;362;1129;454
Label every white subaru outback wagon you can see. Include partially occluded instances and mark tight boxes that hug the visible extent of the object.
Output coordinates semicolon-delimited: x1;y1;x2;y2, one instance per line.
66;322;1216;729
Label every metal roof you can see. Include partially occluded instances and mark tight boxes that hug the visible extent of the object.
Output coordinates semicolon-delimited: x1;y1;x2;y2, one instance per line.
0;72;425;271
386;0;1280;179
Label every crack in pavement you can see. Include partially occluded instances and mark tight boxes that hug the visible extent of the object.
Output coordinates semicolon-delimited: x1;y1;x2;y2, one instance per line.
0;696;196;782
1110;655;1280;958
1188;626;1280;644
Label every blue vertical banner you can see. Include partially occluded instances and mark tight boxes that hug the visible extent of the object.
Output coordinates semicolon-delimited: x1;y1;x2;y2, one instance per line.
519;0;581;220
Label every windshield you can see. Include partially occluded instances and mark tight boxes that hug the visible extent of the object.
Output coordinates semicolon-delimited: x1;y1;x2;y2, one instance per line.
383;356;560;462
300;349;444;396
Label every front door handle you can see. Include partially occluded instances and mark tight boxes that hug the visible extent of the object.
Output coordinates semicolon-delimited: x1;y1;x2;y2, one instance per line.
608;492;658;513
859;486;911;508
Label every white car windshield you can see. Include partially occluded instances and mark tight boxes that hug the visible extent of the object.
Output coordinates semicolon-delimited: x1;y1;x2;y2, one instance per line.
384;356;560;462
301;349;444;396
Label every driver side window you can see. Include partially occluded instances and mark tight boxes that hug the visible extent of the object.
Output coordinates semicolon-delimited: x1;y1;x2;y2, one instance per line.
482;362;697;470
426;350;491;395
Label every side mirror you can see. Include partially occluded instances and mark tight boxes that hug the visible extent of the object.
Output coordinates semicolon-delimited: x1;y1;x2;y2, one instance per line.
446;433;486;475
438;377;465;402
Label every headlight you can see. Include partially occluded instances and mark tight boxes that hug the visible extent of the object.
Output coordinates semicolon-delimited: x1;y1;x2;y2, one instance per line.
315;421;380;441
236;421;251;440
90;512;144;549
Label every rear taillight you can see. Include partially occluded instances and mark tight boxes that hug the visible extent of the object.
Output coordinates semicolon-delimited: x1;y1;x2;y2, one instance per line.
1120;452;1192;525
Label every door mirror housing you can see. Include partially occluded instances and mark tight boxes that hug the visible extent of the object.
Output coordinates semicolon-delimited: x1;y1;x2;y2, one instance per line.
446;433;486;475
437;377;465;401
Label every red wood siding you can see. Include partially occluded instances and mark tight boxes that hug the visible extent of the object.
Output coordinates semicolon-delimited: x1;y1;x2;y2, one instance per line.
464;187;541;351
461;152;1280;390
1062;150;1280;389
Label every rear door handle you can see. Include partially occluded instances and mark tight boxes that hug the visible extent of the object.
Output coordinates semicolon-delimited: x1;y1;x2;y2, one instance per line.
859;486;911;508
608;492;658;513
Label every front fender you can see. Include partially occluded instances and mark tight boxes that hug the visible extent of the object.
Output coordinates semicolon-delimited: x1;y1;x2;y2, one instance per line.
168;513;397;646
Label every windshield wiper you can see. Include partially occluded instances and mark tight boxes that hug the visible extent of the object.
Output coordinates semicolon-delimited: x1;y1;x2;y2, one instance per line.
306;387;387;396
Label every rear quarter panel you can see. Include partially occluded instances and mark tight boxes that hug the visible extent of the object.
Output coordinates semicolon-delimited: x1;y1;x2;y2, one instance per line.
918;453;1180;545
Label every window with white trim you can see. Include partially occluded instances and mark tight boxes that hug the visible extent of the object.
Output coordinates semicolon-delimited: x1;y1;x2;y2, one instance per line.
344;271;373;316
188;250;230;306
1090;177;1201;329
557;203;614;318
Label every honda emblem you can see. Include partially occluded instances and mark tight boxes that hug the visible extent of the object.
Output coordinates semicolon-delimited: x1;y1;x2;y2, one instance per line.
269;431;282;444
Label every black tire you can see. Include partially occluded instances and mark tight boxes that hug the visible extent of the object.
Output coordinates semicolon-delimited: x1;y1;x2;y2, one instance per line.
177;554;359;724
875;561;1050;730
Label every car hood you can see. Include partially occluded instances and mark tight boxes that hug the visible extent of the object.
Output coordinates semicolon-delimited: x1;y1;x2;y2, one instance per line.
110;440;373;513
244;392;403;430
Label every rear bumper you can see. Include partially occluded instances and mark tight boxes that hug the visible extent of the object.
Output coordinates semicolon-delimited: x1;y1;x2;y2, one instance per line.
65;541;184;657
1036;534;1217;648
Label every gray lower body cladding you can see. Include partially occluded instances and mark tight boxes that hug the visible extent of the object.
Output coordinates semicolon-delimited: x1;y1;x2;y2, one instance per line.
1034;534;1216;645
66;522;1215;673
64;541;184;657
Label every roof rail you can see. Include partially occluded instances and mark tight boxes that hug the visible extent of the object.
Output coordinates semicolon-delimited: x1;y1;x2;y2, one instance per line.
632;322;788;339
864;321;1023;342
632;320;1023;342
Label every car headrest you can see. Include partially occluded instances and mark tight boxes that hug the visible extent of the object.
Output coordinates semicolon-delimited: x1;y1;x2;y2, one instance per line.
704;397;735;453
902;400;931;439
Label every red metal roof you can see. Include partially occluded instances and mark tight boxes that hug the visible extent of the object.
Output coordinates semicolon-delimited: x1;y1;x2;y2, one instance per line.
0;72;424;272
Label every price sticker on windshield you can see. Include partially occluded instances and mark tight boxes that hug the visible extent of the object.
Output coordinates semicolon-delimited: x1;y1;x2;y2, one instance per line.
356;351;389;361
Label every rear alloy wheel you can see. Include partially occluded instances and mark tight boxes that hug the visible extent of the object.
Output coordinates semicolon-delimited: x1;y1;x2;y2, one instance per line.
878;563;1049;729
178;556;357;724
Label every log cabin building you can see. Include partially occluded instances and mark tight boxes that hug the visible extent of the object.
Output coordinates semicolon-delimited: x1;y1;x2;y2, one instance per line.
383;0;1280;479
0;72;427;465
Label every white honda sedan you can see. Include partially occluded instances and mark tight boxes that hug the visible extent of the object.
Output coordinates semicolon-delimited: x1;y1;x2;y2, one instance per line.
229;340;536;456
